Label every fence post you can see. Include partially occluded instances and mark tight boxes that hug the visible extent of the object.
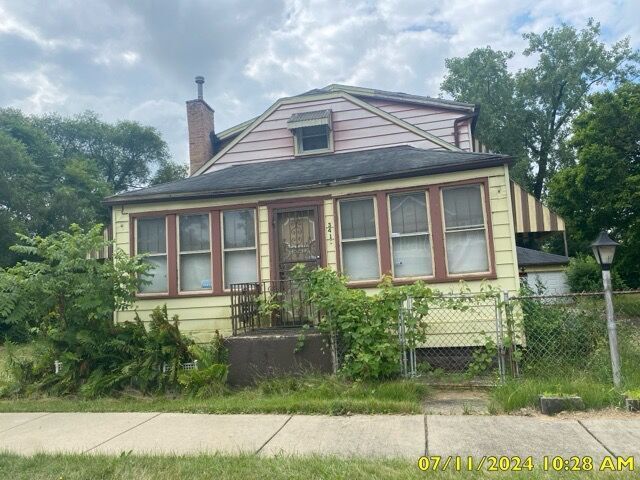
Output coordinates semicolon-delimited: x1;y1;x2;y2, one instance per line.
502;290;520;378
602;271;622;388
330;328;339;375
398;301;408;377
406;297;416;377
495;294;506;383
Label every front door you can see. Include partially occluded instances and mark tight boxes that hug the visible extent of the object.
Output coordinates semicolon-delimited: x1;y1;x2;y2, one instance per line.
274;206;322;280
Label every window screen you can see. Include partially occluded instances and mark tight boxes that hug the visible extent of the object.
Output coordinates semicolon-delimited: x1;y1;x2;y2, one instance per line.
442;185;489;274
297;125;330;153
223;209;258;288
137;217;167;293
339;198;379;281
389;192;432;277
179;214;211;291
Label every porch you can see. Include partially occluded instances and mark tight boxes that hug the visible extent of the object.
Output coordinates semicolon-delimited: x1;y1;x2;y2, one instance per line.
230;279;320;336
227;278;330;384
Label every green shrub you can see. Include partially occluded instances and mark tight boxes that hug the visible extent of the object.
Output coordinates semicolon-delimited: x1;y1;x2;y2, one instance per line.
0;224;147;342
292;265;499;381
0;225;233;399
178;333;229;398
291;266;425;380
518;292;606;373
2;305;196;398
178;364;228;398
566;255;626;292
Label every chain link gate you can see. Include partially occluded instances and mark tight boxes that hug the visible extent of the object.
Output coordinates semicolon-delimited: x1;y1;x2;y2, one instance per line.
399;293;513;384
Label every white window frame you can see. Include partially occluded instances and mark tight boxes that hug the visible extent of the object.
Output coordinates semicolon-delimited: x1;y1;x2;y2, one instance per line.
294;125;334;156
337;196;381;283
135;216;169;296
221;208;259;290
440;184;491;276
387;190;435;280
177;212;213;294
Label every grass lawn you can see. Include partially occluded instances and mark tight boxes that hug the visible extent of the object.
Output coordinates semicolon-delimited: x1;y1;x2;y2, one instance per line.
0;378;427;415
0;453;629;480
490;377;624;412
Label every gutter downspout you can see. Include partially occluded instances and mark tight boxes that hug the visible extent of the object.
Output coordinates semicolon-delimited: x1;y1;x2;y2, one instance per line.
453;113;478;149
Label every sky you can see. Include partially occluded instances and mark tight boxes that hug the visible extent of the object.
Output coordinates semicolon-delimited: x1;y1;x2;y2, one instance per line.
1;0;638;165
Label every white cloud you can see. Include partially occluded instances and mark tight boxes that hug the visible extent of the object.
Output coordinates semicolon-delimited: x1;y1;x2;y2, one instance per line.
0;0;638;164
0;5;84;51
94;49;140;67
4;66;68;114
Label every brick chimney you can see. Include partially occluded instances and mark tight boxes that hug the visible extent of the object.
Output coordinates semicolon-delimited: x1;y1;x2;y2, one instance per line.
186;76;214;176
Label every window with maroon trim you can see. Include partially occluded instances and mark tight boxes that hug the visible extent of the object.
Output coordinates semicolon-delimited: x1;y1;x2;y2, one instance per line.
133;207;259;296
441;184;489;275
338;197;380;281
136;217;168;294
388;191;433;278
335;181;493;284
178;213;212;292
222;209;258;288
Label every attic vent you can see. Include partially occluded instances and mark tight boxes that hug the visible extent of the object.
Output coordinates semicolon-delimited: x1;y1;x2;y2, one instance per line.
287;109;332;130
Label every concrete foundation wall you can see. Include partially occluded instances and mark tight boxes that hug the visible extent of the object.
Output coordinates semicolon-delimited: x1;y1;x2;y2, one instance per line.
225;332;333;385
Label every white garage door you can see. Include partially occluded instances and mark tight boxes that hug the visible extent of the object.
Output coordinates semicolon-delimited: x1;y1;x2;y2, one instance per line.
524;271;569;295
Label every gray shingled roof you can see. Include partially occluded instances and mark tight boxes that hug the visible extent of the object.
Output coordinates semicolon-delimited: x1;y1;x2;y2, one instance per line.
517;247;569;267
105;145;510;205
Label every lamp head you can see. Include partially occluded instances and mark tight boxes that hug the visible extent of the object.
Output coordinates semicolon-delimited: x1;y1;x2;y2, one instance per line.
591;231;618;270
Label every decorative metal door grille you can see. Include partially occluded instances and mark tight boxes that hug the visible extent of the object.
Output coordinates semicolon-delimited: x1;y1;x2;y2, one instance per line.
276;208;320;280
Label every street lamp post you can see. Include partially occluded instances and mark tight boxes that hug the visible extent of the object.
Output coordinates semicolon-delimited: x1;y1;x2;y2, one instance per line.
591;231;621;388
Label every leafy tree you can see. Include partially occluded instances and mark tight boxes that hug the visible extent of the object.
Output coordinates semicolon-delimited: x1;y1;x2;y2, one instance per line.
441;20;639;198
151;159;189;185
0;108;185;268
0;131;34;266
548;83;640;287
36;111;173;192
442;48;529;181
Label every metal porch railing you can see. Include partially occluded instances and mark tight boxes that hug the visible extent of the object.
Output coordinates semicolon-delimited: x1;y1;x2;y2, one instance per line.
230;279;318;335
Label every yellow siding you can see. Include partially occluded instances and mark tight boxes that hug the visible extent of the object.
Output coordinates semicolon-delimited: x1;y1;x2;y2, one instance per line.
258;206;270;282
323;198;338;269
112;165;520;341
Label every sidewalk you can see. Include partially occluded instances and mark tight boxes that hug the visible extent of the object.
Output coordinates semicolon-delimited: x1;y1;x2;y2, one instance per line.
1;412;639;459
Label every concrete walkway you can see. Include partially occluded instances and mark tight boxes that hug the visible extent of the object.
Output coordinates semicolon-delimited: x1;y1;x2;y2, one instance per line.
1;412;639;459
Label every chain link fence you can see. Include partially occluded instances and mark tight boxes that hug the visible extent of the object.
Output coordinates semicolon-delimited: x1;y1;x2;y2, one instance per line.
394;290;640;388
398;294;509;385
505;290;640;387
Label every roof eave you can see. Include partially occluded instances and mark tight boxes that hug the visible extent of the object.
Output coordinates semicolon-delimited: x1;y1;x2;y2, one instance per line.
519;260;569;267
355;93;476;113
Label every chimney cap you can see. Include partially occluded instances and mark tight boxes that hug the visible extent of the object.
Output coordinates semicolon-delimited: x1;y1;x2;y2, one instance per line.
195;76;205;84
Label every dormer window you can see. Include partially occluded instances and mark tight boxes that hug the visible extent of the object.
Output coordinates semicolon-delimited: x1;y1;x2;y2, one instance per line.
287;109;333;156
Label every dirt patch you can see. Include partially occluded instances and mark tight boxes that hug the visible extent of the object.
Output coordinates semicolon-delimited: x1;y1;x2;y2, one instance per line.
424;388;491;415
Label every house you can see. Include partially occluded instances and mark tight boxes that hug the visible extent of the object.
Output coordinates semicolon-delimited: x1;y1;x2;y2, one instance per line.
104;79;567;344
517;246;570;294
